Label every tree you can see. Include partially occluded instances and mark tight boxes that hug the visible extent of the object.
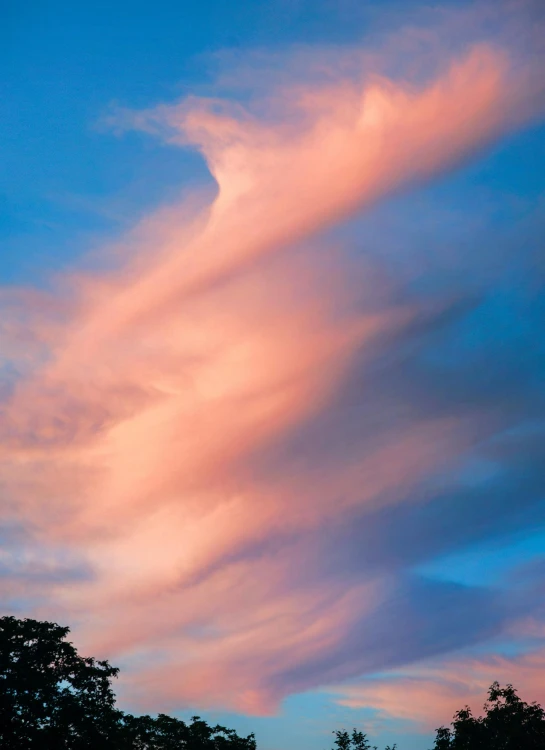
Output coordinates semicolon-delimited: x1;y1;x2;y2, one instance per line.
351;729;373;750
0;615;121;749
432;682;545;749
332;729;352;750
331;727;397;750
119;713;257;750
0;616;256;750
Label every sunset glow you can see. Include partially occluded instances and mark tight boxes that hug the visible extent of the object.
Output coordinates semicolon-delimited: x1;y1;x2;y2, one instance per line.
2;1;545;748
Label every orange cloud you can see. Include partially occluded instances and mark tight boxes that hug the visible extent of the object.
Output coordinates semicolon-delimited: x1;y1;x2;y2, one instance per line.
125;44;523;301
1;21;544;715
333;647;545;729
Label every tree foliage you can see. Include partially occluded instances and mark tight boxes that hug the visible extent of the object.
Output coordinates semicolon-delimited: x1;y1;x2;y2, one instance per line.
119;713;257;750
0;615;121;748
3;615;545;750
432;681;545;749
0;616;256;750
331;727;397;750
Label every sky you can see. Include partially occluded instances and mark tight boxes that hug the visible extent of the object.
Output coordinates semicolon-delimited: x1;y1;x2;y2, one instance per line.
1;1;545;748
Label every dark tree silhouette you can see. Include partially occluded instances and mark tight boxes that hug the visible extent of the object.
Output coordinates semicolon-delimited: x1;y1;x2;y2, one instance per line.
0;616;256;750
119;713;258;750
331;727;397;750
432;682;545;749
0;615;122;749
4;615;545;750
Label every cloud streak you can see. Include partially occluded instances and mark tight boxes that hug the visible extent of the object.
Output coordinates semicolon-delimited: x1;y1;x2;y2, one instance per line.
333;646;545;730
1;5;545;719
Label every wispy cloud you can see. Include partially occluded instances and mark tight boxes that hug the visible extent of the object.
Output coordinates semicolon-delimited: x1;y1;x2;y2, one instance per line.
1;3;544;718
333;646;545;729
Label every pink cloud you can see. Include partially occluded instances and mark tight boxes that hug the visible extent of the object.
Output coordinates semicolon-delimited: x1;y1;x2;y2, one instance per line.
125;44;527;300
333;647;545;729
1;11;544;715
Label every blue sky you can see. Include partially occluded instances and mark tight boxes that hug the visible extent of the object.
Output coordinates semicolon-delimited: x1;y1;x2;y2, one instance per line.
0;0;493;282
2;2;545;749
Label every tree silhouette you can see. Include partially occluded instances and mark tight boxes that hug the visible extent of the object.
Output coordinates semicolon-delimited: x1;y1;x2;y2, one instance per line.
332;729;352;750
0;616;256;750
0;615;121;749
119;713;257;750
4;615;545;750
331;727;397;750
432;682;545;749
